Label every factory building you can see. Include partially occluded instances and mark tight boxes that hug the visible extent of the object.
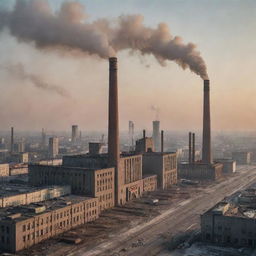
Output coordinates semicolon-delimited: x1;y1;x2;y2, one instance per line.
0;185;70;208
48;137;59;159
142;152;177;189
62;152;143;205
232;151;252;165
201;186;256;248
29;164;115;212
178;162;223;180
134;130;177;190
135;130;154;153
178;80;223;180
214;159;236;173
0;195;98;252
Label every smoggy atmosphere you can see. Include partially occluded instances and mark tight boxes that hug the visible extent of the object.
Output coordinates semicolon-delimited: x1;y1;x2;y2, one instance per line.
0;0;255;131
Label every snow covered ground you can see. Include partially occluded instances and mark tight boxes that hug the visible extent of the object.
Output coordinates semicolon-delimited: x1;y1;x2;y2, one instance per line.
160;242;256;256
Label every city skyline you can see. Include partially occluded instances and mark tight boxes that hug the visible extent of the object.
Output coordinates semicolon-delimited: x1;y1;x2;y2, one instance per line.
0;0;255;131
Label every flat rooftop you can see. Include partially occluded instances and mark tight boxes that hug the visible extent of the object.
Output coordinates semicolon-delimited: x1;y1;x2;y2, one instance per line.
0;195;96;222
143;151;176;156
205;183;256;219
0;184;70;198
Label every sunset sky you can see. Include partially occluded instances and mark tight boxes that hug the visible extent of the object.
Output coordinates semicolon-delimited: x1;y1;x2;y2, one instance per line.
0;0;255;132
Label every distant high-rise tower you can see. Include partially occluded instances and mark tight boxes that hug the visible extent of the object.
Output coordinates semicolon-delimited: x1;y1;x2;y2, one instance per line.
10;127;14;153
128;121;134;149
152;120;160;152
49;137;59;158
71;125;79;144
41;128;46;149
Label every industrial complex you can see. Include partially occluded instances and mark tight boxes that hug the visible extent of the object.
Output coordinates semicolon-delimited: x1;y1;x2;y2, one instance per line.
0;57;253;255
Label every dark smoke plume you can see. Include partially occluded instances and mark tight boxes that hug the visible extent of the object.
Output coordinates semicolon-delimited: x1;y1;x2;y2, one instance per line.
0;0;208;79
0;63;70;97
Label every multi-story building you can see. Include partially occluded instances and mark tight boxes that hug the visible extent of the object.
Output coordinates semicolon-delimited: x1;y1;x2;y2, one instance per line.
142;152;177;189
29;165;115;212
0;184;70;208
135;137;154;153
48;137;59;159
201;186;256;248
62;153;144;205
0;195;98;252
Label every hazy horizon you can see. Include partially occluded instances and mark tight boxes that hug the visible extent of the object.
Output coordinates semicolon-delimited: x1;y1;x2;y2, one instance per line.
0;0;255;132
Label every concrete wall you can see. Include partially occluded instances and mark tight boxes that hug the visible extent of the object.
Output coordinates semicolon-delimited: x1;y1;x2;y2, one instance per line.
143;175;158;192
0;197;98;252
201;212;256;247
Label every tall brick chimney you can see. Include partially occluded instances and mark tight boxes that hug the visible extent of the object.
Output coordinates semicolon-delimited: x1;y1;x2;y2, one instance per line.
108;57;119;167
108;57;120;205
202;80;212;163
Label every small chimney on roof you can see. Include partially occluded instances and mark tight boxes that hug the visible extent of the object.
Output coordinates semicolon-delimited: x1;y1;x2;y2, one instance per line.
161;130;164;153
192;133;195;163
189;132;192;164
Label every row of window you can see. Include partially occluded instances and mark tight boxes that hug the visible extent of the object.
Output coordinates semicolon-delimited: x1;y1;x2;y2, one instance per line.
22;210;98;240
99;193;113;202
97;172;113;178
22;202;97;232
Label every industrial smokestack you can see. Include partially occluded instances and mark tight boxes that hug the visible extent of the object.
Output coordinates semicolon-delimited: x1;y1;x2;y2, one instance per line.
11;127;14;153
161;130;164;153
202;80;212;163
143;129;146;140
189;132;192;164
108;57;119;169
153;120;160;152
192;133;195;163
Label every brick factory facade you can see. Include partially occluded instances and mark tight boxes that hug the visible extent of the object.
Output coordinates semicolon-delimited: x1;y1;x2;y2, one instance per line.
29;165;115;212
142;152;177;189
178;162;223;180
0;196;98;252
